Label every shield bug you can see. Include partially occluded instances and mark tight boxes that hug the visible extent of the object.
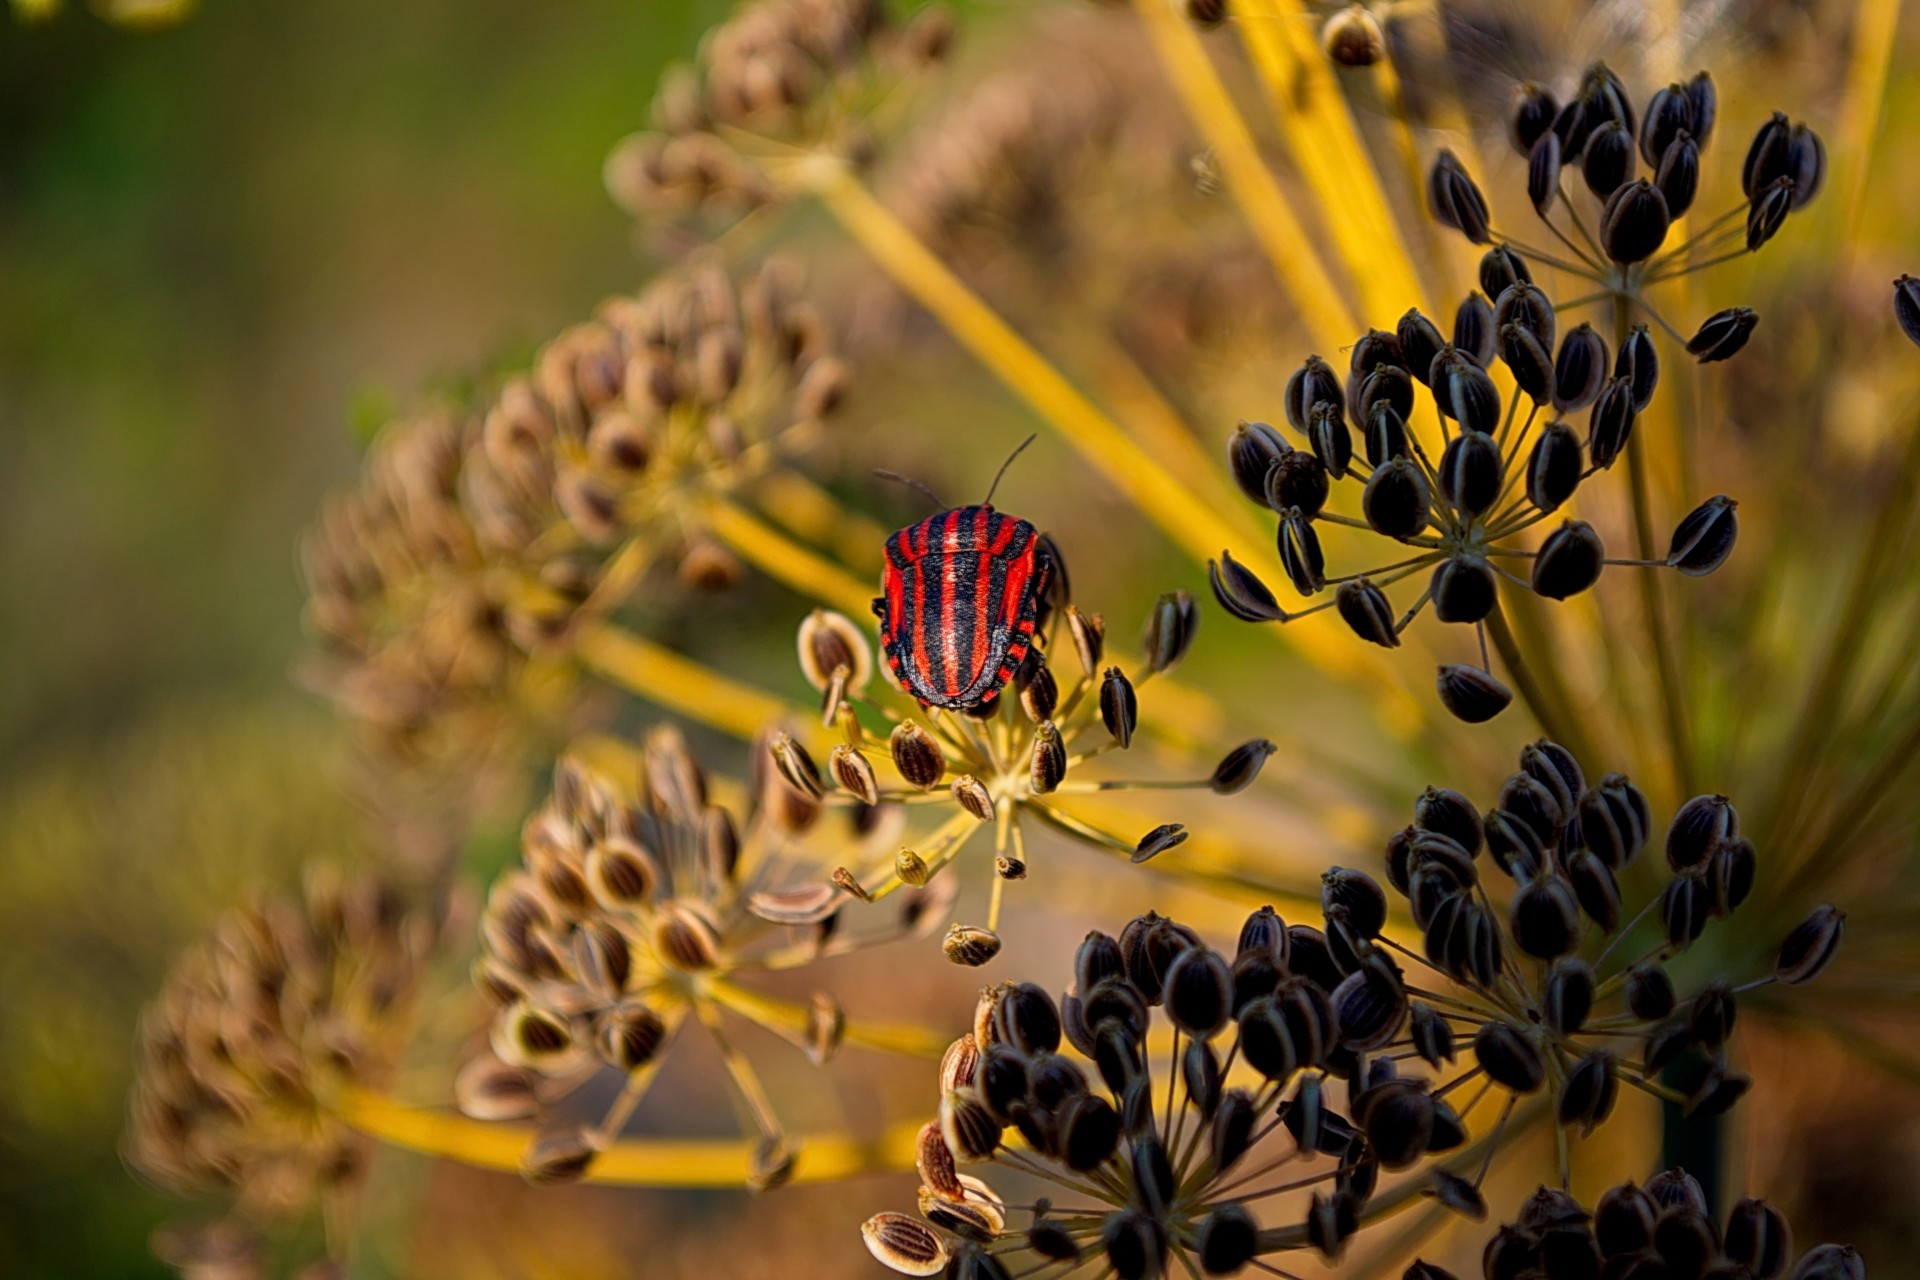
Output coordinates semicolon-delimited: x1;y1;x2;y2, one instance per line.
873;437;1054;712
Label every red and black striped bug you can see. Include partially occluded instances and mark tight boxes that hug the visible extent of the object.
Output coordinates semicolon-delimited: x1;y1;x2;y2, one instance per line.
872;438;1056;712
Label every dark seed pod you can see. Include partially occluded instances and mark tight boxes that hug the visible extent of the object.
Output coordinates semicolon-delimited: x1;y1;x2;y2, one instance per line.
1143;590;1200;673
1364;457;1432;538
1306;1190;1359;1260
1398;309;1446;385
1437;664;1512;723
1582;121;1635;196
1183;1038;1223;1119
1197;1204;1259;1276
1551;93;1592;160
1227;420;1291;506
939;1089;1002;1162
1279;511;1326;596
1528;131;1563;213
1710;836;1757;916
1322;867;1389;938
1438;430;1505;517
1511;82;1560;154
1409;1002;1456;1067
1308;399;1354;479
1683;70;1716;144
1485;806;1547;879
1788;1244;1864;1280
1581;62;1636;136
1075;931;1126;994
1030;721;1066;794
1545;958;1595;1035
1667;794;1737;871
1566;848;1623;932
1473;1021;1546;1092
1641;83;1695;166
1365;401;1410;467
1655;1206;1719;1278
1895;275;1920;346
1501;324;1556;404
996;982;1062;1055
1432;555;1497;624
1599;179;1671;263
1357;366;1416;428
1692;1067;1751;1118
1687;307;1758;363
1528;420;1585;511
1235;995;1299;1082
1429;149;1492;244
1668;494;1738;575
1552;323;1609;414
1210;552;1287;624
977;1046;1031;1122
1452;294;1497;369
1164;946;1234;1037
1333;962;1408;1053
1286;356;1344;433
1690;978;1738;1049
1521;737;1584;806
1726;1198;1793;1280
1511;877;1581;958
1059;1092;1121;1171
1210;1088;1256;1173
1428;1171;1483;1221
1660;876;1710;949
1580;772;1652;868
1416;787;1484;855
1596;1189;1659;1262
1337;579;1400;648
1617;324;1659;412
1775;904;1844;984
1747;176;1795;250
1099;667;1139;748
1751;120;1825;209
1484;1225;1535;1280
1532;520;1605;599
1481;246;1533;299
1211;739;1277;796
1559;1050;1617;1132
1350;328;1406;376
1588;375;1636;470
1102;1211;1165;1280
1359;1079;1435;1168
1265;451;1330;521
1656;130;1700;216
1026;1223;1082;1264
1237;906;1288;965
1627;962;1677;1020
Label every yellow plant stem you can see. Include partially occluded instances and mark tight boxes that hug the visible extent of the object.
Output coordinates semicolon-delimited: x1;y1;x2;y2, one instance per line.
335;1085;923;1187
753;471;887;572
1370;51;1457;302
800;158;1266;576
574;620;808;744
701;975;949;1058
703;496;876;617
1837;0;1901;249
1130;0;1359;352
1231;0;1431;321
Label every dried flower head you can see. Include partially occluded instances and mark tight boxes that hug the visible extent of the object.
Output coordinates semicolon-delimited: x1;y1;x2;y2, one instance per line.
605;0;954;220
462;724;948;1183
769;560;1270;962
125;869;439;1269
862;906;1475;1278
301;258;847;769
1415;1168;1865;1280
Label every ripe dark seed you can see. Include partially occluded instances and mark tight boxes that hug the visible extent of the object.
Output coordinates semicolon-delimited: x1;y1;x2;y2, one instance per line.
1266;450;1330;519
1494;282;1556;350
1667;794;1738;871
1510;82;1559;154
1656;130;1701;216
1336;579;1400;648
1600;179;1671;263
1895;275;1920;346
1553;323;1609;414
1775;904;1844;984
1099;666;1138;747
1409;1001;1456;1067
1532;520;1605;599
1350;328;1406;377
1075;930;1126;994
1501;324;1556;404
1286;356;1344;433
1280;511;1327;596
1358;365;1416;424
1528;131;1563;214
1551;96;1592;159
1581;62;1635;136
1209;551;1287;623
1546;957;1595;1035
1103;1211;1164;1280
1027;1223;1083;1264
1582;121;1635;196
1196;1204;1259;1275
997;982;1062;1055
1333;960;1409;1053
1452;293;1496;368
1473;1021;1546;1092
1429;149;1492;243
1365;401;1411;466
1431;347;1502;433
1398;309;1446;384
1438;431;1504;516
1617;324;1659;411
1437;664;1512;722
1210;1088;1255;1173
1481;246;1533;298
1725;1198;1793;1280
1661;876;1710;949
1748;177;1795;250
1689;978;1737;1048
1322;867;1389;938
1522;738;1584;805
1710;836;1757;916
1165;946;1234;1035
1359;1078;1435;1168
1528;420;1585;511
1485;806;1547;879
1512;876;1581;958
1132;823;1188;864
1308;400;1354;479
1228;420;1291;505
1580;772;1651;868
1627;962;1677;1020
1364;457;1432;538
1588;376;1636;469
1211;739;1276;796
1415;786;1484;855
1788;1243;1864;1280
1641;83;1694;166
1566;848;1623;931
1684;70;1717;144
1143;590;1199;673
1431;555;1497;624
1687;307;1759;362
1668;494;1738;575
1559;1050;1617;1132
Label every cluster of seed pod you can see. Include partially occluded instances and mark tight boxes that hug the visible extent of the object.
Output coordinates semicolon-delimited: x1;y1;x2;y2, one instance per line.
605;0;954;219
862;906;1464;1280
459;724;948;1186
1210;258;1737;722
1410;1169;1864;1280
124;870;439;1257
301;258;848;766
1317;740;1843;1177
1433;63;1820;353
766;583;1277;966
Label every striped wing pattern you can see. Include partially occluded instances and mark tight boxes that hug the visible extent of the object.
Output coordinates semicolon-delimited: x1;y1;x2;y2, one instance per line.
874;504;1047;710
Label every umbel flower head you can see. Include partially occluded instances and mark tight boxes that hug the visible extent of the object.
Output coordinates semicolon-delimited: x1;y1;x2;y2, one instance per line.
605;0;955;221
301;258;849;767
863;906;1477;1280
767;569;1276;965
124;869;440;1263
460;724;949;1187
1211;260;1738;722
1413;1167;1864;1280
1316;739;1842;1187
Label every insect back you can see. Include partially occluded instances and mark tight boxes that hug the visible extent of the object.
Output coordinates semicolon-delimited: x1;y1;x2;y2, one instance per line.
875;504;1053;711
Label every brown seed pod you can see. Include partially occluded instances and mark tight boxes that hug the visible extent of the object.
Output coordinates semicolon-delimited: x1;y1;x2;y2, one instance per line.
890;721;945;789
951;775;995;822
944;923;1003;967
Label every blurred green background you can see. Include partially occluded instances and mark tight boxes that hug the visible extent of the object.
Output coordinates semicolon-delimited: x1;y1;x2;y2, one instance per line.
0;2;717;1274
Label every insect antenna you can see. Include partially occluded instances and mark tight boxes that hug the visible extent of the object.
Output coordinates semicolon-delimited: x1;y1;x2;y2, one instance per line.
873;468;945;510
982;434;1038;506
